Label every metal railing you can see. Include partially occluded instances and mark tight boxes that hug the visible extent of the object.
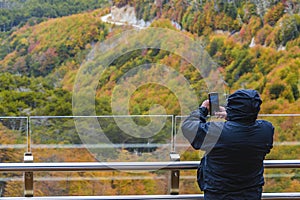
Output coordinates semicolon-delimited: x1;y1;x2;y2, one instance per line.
1;160;300;172
0;159;300;199
1;115;300;199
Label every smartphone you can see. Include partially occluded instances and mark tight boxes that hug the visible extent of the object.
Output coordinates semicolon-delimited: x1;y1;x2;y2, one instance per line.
209;92;219;116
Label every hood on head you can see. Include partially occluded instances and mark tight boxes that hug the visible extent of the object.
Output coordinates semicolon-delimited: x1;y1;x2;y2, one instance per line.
226;89;262;123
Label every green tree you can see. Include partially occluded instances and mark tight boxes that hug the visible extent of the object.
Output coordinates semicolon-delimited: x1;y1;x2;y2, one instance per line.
264;2;285;26
277;14;300;45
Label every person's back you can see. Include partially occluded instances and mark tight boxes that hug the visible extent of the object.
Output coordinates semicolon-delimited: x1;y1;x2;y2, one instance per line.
181;89;274;200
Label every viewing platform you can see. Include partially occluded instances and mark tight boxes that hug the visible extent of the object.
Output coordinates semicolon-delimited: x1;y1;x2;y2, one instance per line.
0;115;299;199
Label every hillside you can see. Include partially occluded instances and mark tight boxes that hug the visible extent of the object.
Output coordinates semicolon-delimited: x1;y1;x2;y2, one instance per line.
0;0;111;32
0;0;299;117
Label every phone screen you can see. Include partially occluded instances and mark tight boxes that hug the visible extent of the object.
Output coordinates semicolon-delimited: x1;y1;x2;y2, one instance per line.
209;92;219;116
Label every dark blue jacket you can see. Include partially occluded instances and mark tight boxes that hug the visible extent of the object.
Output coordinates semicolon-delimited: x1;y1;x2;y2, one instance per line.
181;90;274;198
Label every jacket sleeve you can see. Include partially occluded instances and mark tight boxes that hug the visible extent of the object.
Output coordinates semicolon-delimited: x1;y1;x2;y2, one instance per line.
267;121;275;153
181;107;209;150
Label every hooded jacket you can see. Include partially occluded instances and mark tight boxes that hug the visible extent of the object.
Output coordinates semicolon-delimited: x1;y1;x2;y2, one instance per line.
181;89;274;198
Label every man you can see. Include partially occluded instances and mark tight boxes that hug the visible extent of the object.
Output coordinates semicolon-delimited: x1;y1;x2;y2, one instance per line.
181;89;274;200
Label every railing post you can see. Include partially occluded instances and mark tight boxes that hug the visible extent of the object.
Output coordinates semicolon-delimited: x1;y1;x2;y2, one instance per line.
24;152;33;197
169;152;180;195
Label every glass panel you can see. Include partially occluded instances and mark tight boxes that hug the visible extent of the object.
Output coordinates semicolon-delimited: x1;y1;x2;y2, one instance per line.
0;117;28;197
259;114;300;192
30;115;173;195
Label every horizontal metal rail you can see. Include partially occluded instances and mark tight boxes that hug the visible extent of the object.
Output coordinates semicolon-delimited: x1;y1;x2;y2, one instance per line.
1;193;300;200
0;161;196;172
263;160;300;168
1;160;300;172
1;160;300;199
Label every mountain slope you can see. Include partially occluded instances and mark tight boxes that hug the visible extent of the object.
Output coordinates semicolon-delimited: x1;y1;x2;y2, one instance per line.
0;0;299;117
